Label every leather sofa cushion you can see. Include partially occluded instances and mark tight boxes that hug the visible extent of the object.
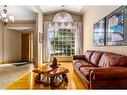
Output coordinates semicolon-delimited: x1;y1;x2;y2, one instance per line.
73;55;86;60
90;51;103;66
98;52;121;67
79;66;96;80
119;56;127;66
84;50;94;62
75;60;94;69
90;67;127;80
73;60;81;65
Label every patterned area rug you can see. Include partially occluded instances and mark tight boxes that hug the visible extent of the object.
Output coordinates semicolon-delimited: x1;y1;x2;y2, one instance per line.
0;63;34;89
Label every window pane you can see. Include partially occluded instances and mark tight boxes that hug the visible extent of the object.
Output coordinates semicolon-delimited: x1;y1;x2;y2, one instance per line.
49;28;75;56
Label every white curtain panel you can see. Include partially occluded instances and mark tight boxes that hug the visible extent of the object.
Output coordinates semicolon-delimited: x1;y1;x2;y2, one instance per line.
43;22;50;62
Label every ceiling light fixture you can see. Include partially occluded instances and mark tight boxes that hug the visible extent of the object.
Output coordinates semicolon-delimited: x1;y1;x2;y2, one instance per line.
0;5;15;25
61;5;65;8
61;5;65;10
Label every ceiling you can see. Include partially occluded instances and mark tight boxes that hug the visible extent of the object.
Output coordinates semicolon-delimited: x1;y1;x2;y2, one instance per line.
0;5;87;31
40;5;83;13
0;5;37;20
0;5;86;20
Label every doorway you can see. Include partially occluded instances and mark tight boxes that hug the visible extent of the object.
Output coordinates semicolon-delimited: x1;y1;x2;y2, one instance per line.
21;32;33;62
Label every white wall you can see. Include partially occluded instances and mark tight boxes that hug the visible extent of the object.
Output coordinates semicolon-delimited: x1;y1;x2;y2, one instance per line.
83;6;127;56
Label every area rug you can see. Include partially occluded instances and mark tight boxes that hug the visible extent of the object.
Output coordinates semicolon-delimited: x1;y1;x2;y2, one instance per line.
12;61;31;66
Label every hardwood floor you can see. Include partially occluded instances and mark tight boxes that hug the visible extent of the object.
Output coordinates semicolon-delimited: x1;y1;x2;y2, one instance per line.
0;63;33;89
5;62;86;89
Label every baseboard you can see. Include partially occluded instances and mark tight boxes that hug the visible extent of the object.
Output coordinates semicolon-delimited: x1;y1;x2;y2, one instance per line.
50;56;72;62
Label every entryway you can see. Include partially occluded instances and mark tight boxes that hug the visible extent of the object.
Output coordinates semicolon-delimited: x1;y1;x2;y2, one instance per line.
21;32;33;62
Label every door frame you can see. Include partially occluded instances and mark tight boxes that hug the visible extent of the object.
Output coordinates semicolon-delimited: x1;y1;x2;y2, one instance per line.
21;31;33;62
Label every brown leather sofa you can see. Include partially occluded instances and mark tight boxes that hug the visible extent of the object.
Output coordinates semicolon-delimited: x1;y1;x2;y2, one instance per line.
73;50;127;89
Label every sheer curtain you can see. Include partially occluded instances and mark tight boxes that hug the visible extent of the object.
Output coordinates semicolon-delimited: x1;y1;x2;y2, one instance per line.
74;22;83;55
43;22;50;62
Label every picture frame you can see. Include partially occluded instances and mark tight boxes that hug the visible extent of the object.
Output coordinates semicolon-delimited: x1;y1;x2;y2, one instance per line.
93;6;127;46
93;18;106;46
123;6;127;45
106;6;125;46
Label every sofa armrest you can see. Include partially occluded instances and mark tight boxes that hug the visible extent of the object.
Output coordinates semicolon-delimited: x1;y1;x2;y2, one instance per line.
90;67;127;80
73;55;86;60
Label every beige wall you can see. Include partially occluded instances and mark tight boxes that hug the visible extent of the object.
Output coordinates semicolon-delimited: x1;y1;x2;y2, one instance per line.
0;21;36;64
4;30;21;62
0;23;3;62
37;12;43;65
0;24;21;63
83;6;127;56
33;12;43;67
6;20;36;64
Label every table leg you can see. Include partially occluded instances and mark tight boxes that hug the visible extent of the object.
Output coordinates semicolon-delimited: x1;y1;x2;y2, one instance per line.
62;73;68;83
35;73;42;83
50;76;55;88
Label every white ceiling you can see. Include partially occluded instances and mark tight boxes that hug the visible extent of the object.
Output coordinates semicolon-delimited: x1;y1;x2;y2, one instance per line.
0;5;86;31
0;5;37;20
0;5;85;20
40;5;83;13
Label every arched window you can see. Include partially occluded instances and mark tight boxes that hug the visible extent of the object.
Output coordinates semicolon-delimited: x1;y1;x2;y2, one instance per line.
52;12;73;22
48;12;75;56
